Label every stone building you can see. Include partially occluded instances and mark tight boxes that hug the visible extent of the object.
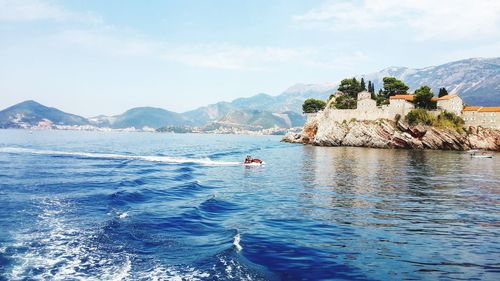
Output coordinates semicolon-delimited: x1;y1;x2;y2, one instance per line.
388;95;416;113
319;91;499;129
323;91;415;122
434;94;463;115
435;95;499;129
462;106;500;129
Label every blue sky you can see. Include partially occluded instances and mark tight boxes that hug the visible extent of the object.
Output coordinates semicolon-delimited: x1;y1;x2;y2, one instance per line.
1;0;499;116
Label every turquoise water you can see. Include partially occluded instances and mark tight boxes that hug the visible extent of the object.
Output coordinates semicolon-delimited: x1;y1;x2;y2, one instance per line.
0;129;499;280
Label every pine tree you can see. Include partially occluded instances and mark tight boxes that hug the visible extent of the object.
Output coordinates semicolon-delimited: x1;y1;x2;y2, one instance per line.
381;77;409;98
338;77;362;99
360;78;366;91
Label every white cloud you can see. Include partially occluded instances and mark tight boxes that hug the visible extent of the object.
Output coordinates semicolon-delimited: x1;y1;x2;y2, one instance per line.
58;29;157;57
1;0;370;71
160;44;314;71
0;0;101;23
294;0;500;41
57;28;364;71
0;0;71;21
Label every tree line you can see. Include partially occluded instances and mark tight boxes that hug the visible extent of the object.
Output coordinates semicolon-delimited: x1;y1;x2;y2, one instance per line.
302;76;449;113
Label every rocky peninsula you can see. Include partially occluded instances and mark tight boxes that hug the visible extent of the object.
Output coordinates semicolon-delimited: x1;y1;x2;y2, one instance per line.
282;114;500;151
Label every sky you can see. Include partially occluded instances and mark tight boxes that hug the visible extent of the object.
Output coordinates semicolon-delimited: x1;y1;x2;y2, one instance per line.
1;0;499;117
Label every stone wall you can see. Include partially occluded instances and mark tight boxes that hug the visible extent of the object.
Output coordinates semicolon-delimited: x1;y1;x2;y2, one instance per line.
320;100;414;123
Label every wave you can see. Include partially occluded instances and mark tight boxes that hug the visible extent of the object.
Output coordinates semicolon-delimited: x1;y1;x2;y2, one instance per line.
0;147;241;166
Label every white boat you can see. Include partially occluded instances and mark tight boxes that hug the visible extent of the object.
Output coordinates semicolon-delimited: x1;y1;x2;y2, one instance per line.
471;154;494;159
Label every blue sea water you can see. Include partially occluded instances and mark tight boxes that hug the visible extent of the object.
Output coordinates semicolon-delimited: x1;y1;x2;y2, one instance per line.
0;129;499;281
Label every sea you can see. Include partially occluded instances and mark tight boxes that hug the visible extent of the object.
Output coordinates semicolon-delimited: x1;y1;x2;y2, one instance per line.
0;129;498;281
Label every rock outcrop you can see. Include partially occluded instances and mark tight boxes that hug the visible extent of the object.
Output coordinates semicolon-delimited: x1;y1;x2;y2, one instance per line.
282;114;500;151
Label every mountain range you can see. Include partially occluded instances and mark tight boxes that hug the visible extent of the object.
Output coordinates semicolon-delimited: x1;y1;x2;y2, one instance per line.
1;57;499;130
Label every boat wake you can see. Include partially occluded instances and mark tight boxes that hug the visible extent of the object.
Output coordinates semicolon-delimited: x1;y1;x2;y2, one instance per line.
0;147;241;166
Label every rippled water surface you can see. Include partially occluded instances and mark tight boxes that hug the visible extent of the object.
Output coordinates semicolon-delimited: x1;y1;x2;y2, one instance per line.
0;129;499;280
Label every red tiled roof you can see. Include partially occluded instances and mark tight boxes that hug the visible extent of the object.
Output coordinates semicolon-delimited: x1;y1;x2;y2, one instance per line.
478;107;500;112
462;106;482;111
390;95;414;101
463;106;500;112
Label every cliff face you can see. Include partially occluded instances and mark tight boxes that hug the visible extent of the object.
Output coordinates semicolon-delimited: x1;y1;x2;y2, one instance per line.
282;114;500;151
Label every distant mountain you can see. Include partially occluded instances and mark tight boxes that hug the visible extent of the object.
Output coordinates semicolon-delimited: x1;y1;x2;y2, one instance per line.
0;100;89;128
180;91;331;127
88;114;118;127
181;102;237;126
362;57;500;106
277;57;500;108
109;107;189;129
1;57;497;131
215;110;305;129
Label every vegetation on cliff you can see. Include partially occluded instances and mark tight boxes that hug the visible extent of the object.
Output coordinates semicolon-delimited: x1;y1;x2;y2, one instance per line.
405;109;465;131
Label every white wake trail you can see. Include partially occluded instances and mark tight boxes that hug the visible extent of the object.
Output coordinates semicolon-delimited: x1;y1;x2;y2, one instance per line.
0;147;241;166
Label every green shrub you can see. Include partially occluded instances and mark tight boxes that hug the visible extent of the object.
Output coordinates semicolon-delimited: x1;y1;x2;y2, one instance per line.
334;95;357;109
435;111;465;129
394;114;401;122
376;95;389;106
405;109;465;132
405;109;435;126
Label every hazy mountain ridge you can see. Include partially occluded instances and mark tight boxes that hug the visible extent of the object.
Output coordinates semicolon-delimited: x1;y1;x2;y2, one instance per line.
0;100;89;128
109;107;189;129
289;57;500;107
362;57;500;106
1;57;498;130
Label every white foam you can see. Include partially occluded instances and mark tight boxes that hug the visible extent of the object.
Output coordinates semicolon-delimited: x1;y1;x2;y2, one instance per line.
138;264;210;281
0;147;241;166
117;212;128;219
218;256;253;281
233;233;243;252
6;198;133;281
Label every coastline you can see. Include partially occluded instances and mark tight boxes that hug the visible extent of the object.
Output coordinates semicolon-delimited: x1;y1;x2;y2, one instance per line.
0;127;293;137
282;117;500;151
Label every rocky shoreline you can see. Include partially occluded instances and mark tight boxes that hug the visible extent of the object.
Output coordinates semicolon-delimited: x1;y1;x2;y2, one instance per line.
282;115;500;151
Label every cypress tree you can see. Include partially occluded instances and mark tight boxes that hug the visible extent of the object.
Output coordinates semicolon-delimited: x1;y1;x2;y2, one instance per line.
360;78;366;91
438;87;448;98
368;81;374;94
